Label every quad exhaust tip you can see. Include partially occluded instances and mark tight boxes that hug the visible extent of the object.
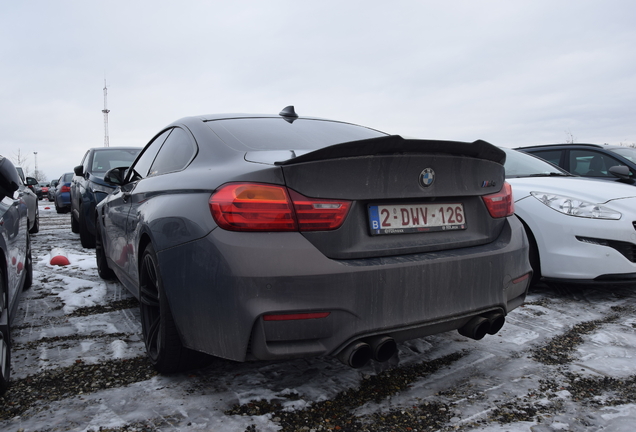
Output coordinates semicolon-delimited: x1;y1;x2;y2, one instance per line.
338;312;504;369
338;335;398;368
458;312;506;340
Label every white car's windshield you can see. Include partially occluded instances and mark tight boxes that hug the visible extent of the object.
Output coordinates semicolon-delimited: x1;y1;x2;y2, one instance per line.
502;147;571;178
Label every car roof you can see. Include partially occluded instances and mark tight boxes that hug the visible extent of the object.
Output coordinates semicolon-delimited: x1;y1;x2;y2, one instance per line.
90;146;141;151
515;143;621;150
177;112;365;129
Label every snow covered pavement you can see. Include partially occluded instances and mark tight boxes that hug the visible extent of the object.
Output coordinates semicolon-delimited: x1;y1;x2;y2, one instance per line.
1;201;635;431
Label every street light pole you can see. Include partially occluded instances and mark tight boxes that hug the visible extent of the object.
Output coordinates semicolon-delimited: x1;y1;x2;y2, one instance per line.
33;151;38;180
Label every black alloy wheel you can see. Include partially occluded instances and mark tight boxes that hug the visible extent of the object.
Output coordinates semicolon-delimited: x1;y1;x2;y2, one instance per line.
139;244;205;373
95;219;116;280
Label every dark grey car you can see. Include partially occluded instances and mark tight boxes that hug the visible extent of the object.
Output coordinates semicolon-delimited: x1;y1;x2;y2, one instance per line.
71;147;141;248
96;108;532;373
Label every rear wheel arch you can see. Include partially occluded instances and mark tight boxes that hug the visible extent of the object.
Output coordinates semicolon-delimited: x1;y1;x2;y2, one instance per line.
23;234;32;290
138;242;210;372
138;233;152;271
28;207;39;234
516;215;541;286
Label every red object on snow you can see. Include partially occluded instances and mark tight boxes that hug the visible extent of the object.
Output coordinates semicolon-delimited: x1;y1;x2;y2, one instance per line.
50;255;70;266
50;248;71;266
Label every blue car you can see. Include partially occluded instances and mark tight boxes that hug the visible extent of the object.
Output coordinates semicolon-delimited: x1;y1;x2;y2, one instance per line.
71;147;141;248
54;172;73;214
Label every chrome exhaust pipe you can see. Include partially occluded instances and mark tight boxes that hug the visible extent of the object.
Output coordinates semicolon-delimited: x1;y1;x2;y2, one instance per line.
338;341;373;368
366;335;397;362
483;311;505;335
458;316;490;340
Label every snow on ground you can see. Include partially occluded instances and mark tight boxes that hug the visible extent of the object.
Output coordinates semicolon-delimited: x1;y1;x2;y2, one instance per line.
1;200;636;431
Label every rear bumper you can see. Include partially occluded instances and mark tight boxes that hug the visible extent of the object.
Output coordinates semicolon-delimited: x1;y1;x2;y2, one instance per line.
157;215;531;362
56;192;71;208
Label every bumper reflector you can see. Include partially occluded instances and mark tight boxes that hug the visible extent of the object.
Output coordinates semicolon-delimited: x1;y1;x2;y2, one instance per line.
263;312;330;321
512;272;531;284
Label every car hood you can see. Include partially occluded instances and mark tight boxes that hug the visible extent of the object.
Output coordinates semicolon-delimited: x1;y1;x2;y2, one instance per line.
507;176;636;204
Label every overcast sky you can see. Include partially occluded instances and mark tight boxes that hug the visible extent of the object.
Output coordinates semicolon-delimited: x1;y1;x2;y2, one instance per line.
2;1;635;181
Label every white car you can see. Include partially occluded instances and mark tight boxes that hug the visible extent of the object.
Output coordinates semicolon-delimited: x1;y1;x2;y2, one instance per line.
503;147;636;287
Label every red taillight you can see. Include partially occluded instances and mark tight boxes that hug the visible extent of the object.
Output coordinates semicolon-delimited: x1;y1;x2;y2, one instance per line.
288;189;351;231
60;185;70;193
209;183;351;232
482;181;514;218
209;183;296;231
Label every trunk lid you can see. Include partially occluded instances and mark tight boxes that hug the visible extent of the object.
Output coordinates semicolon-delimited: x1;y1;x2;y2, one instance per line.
275;136;507;259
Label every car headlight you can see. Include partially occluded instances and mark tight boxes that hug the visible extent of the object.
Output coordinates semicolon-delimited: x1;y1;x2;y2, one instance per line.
530;191;621;219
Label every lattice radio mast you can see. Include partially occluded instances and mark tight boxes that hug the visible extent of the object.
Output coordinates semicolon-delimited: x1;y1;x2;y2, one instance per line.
102;79;110;147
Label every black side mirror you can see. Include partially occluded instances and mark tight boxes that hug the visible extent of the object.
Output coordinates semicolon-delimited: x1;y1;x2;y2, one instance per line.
0;157;21;201
609;165;632;181
103;166;128;186
26;177;38;186
74;165;84;176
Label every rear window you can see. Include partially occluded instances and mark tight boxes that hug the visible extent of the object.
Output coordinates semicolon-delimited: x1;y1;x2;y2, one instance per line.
529;149;562;166
206;118;387;151
503;148;568;177
62;173;73;182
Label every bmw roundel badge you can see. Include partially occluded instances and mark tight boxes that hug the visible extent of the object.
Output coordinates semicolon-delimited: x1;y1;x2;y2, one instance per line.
419;168;435;187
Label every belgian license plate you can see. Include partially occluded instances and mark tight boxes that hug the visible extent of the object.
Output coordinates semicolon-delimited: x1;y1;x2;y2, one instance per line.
368;203;466;235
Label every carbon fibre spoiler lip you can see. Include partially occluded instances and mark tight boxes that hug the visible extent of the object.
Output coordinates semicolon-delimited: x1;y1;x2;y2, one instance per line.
274;135;505;166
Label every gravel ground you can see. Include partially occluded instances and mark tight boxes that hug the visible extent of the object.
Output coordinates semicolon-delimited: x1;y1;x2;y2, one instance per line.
1;202;635;431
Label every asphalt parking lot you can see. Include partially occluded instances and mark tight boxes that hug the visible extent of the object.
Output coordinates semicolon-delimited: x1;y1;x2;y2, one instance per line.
0;200;635;432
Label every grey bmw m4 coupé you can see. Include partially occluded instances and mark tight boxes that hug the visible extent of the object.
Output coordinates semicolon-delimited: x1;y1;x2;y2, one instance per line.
96;107;531;372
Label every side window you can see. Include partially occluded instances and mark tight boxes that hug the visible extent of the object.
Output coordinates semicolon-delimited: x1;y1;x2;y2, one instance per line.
531;150;562;168
570;150;621;178
130;129;172;181
148;127;197;177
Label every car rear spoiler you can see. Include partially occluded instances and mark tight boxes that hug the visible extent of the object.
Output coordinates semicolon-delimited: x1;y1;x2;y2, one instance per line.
274;135;505;166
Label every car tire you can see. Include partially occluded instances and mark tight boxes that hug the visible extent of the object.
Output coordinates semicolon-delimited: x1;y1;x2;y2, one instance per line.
0;267;11;396
23;235;33;290
95;220;116;281
71;213;79;233
79;205;95;248
29;207;39;234
55;201;62;214
139;244;209;373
